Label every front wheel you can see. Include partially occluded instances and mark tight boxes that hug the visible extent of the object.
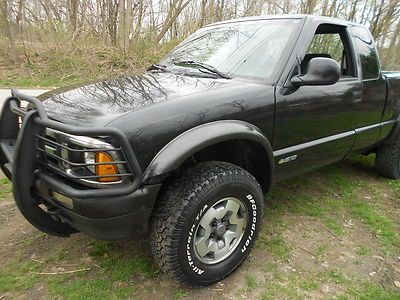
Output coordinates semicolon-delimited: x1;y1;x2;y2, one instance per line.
150;162;264;286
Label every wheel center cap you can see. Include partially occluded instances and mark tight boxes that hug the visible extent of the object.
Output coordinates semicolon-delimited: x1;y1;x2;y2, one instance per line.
216;223;226;237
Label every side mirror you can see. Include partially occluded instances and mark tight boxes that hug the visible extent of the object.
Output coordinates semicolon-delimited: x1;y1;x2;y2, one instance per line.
291;57;340;86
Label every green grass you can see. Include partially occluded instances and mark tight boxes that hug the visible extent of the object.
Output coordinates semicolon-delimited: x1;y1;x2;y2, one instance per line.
89;241;158;280
174;288;189;298
254;155;400;299
245;275;258;293
261;267;399;300
346;281;400;300
297;276;319;291
0;76;62;88
315;243;329;257
324;216;345;236
356;245;370;256
0;260;40;293
263;236;291;261
387;179;400;193
262;282;301;300
348;199;398;252
0;177;12;200
264;155;399;253
89;240;114;257
0;38;181;88
48;277;137;300
321;270;348;285
99;252;157;281
0;241;157;299
1;155;399;299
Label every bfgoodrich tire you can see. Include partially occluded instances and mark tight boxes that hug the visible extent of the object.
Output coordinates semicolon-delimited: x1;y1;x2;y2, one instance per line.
375;142;400;179
150;162;264;286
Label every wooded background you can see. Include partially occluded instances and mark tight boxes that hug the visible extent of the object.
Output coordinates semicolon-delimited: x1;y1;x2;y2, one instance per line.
0;0;399;87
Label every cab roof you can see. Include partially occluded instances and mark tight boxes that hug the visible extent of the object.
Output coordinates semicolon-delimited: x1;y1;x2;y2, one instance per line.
205;14;362;28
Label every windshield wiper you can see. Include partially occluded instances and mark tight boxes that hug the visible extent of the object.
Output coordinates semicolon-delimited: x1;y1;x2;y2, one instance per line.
172;60;231;79
148;64;168;72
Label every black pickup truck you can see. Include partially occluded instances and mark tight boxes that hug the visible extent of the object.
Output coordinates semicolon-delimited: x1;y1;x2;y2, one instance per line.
1;15;400;285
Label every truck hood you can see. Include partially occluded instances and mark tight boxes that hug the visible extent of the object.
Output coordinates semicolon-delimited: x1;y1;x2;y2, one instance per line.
38;71;239;126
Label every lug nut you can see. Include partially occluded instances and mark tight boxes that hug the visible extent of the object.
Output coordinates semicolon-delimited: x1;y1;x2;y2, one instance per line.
212;221;217;227
221;217;226;222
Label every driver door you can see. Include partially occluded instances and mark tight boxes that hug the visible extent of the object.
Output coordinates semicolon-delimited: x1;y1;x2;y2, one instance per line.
273;24;361;180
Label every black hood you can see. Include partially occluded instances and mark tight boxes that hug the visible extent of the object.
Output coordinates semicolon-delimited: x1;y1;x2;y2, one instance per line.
38;71;240;126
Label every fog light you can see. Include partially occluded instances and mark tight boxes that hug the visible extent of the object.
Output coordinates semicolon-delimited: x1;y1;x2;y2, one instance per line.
95;152;120;182
52;191;73;209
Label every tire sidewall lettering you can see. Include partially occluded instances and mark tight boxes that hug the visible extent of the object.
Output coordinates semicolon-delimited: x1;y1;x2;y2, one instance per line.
186;205;207;275
185;192;260;276
241;194;258;253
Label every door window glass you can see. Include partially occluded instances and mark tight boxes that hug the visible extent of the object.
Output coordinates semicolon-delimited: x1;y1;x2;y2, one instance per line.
302;25;356;78
350;26;380;80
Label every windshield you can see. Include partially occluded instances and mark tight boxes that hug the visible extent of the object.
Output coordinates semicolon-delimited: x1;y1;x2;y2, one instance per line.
161;19;300;81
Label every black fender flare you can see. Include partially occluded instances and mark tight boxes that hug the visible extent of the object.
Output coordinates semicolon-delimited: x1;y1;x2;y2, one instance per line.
143;120;274;187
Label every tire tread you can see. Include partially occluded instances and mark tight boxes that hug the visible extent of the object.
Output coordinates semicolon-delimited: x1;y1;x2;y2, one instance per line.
150;161;263;285
375;142;400;179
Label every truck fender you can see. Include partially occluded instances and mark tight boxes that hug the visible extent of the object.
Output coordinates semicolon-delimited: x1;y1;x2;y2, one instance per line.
143;120;274;185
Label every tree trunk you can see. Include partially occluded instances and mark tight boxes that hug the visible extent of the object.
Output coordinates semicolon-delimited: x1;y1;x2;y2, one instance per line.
118;0;125;48
16;0;24;35
387;20;400;69
156;0;192;43
0;0;16;62
200;0;207;26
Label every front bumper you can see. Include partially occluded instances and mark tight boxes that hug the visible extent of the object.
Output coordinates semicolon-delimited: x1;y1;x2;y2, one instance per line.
0;90;159;239
35;174;161;239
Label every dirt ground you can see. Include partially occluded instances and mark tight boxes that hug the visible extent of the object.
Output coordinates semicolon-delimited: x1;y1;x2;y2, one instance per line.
0;156;399;299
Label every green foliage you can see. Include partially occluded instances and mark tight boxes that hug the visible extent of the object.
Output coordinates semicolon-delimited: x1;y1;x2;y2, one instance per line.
245;275;258;292
89;241;158;280
48;277;137;300
263;236;291;261
324;216;345;236
347;282;400;300
321;270;348;284
0;177;12;200
262;283;301;300
356;245;370;256
174;288;189;298
315;243;329;257
0;260;40;293
89;240;114;258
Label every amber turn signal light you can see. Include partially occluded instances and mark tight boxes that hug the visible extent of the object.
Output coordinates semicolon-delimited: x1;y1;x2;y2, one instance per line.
95;152;120;182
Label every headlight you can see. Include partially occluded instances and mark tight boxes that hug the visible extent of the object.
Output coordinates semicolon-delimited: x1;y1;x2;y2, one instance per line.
84;152;96;174
44;129;127;185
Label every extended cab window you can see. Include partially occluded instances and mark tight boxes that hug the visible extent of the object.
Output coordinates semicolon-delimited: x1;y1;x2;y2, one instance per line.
350;26;380;80
302;24;356;78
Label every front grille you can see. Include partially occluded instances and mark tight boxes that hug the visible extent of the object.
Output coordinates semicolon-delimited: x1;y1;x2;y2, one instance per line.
36;129;133;184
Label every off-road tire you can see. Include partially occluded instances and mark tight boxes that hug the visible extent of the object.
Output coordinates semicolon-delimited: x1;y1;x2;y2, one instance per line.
150;162;264;286
375;142;400;179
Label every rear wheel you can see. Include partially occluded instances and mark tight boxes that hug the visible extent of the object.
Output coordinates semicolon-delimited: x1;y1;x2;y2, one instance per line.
375;142;400;179
150;162;264;285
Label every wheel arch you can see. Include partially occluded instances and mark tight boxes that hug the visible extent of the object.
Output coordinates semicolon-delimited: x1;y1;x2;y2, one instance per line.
143;120;274;193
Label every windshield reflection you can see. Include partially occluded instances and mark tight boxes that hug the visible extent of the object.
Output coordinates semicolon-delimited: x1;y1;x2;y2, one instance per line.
162;19;300;80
